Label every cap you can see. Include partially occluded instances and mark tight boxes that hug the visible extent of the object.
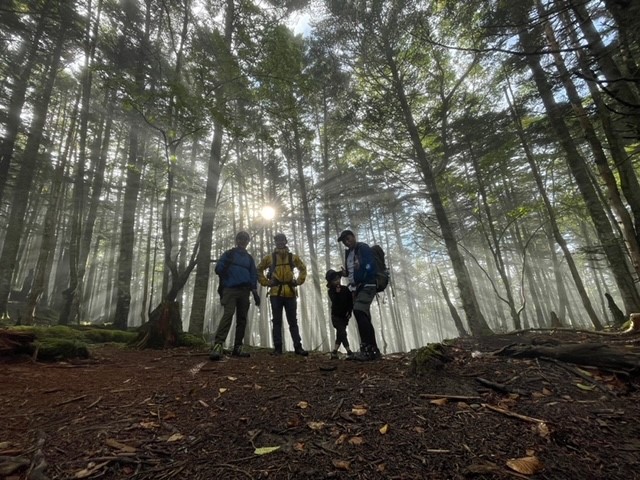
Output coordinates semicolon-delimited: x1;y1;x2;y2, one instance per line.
325;269;341;282
337;230;354;242
273;233;287;242
235;231;250;242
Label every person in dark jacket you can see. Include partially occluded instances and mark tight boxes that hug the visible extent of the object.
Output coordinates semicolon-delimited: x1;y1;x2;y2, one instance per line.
210;231;260;361
338;229;381;361
325;269;354;359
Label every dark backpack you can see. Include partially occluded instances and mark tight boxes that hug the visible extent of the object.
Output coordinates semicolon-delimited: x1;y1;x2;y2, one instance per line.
371;244;389;292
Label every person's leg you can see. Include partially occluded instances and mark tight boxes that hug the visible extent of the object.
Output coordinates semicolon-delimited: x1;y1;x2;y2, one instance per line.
232;290;251;357
270;296;284;354
352;286;378;360
210;288;237;360
284;297;307;355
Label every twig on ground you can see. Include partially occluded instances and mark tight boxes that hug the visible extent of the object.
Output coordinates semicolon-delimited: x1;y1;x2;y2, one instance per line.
482;403;546;423
419;394;482;401
54;395;87;407
331;398;345;419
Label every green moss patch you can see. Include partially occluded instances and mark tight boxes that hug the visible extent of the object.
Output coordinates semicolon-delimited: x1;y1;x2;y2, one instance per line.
409;343;453;376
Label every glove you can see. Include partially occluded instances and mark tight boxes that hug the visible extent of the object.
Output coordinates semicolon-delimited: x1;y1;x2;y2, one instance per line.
252;291;261;307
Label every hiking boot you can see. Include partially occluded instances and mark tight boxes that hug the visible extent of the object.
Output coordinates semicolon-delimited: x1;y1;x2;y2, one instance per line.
271;345;283;356
353;344;374;362
209;343;224;361
346;350;355;360
330;350;339;360
370;346;381;360
294;345;308;357
231;345;250;358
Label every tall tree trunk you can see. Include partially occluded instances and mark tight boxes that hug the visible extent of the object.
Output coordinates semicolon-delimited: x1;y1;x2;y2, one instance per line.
504;82;604;327
0;0;49;204
384;42;491;335
518;26;639;316
538;0;640;278
0;23;65;318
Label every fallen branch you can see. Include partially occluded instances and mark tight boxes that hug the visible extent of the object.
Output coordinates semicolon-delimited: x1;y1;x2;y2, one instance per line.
498;343;640;376
476;378;528;396
482;404;546;424
54;395;87;407
543;358;614;396
419;394;483;401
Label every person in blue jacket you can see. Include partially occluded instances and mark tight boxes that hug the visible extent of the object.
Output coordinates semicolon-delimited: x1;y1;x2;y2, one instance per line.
210;231;260;361
338;230;381;361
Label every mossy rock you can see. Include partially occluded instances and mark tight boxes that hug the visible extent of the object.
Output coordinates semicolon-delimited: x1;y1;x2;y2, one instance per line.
409;343;453;376
34;339;89;361
178;333;207;348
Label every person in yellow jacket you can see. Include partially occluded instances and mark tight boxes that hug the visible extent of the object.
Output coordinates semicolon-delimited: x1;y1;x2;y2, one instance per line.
258;233;308;356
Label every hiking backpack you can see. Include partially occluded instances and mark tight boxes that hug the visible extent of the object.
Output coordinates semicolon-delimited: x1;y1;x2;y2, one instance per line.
371;245;390;292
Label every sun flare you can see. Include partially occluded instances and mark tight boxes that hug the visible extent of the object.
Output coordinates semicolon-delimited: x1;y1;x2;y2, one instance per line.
261;205;276;221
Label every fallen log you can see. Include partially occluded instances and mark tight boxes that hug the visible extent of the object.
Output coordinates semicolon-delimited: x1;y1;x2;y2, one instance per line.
0;329;36;355
498;342;640;376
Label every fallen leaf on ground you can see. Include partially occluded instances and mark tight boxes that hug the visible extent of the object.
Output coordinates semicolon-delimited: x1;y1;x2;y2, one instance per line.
227;376;237;381
536;422;550;438
254;446;280;455
138;421;159;429
576;383;595;391
167;433;184;442
335;433;348;445
348;436;364;445
351;406;368;416
219;388;228;393
294;442;305;451
105;438;137;453
332;459;350;470
74;461;110;479
430;398;448;406
308;421;325;430
506;456;544;474
297;401;310;409
379;423;389;434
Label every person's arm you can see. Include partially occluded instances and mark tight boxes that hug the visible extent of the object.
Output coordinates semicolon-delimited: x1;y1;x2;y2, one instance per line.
214;250;229;275
293;255;307;285
249;257;261;306
256;255;271;287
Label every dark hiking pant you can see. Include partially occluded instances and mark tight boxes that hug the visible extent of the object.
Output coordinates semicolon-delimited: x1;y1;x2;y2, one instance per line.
214;287;250;346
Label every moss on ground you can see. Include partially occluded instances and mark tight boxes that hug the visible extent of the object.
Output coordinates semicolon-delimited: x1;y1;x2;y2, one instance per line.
409;342;453;376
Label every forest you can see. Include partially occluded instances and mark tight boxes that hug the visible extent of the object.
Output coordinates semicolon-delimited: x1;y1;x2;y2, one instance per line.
1;0;639;354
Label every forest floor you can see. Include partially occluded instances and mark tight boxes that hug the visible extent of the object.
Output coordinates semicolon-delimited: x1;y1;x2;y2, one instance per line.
1;330;640;480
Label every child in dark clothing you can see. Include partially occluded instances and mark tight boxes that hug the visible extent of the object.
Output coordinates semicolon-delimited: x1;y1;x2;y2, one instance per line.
325;269;354;359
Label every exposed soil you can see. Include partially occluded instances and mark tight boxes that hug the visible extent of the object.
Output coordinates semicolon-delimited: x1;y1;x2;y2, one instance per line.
1;331;640;480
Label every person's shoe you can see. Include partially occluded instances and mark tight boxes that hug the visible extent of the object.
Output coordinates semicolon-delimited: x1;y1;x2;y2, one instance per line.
231;345;250;358
271;345;283;356
370;346;381;360
330;350;339;360
353;345;374;362
346;350;355;360
294;345;308;356
209;343;224;361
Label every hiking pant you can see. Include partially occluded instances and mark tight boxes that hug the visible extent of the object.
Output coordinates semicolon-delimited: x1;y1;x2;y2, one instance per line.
353;286;378;348
270;296;302;349
214;287;250;346
331;314;350;349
